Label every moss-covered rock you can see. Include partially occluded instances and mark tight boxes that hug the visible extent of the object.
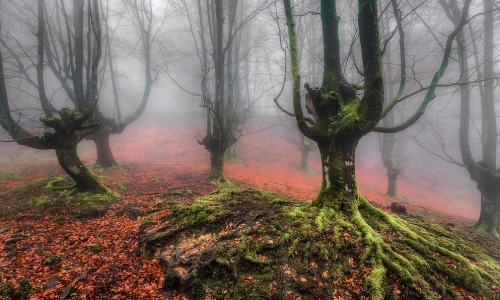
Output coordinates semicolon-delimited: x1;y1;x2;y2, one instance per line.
138;186;500;299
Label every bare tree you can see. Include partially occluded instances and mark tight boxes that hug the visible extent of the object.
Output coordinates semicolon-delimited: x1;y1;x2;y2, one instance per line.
0;0;113;193
182;0;270;182
440;0;500;237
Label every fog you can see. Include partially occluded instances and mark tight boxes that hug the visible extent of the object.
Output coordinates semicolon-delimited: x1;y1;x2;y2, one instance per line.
2;0;500;298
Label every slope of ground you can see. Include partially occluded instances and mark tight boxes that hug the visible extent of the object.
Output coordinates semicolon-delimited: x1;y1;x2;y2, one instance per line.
0;123;495;299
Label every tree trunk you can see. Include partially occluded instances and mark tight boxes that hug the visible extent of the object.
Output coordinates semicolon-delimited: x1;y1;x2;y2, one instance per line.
92;130;117;168
55;141;106;192
300;147;309;171
313;138;359;211
299;134;311;171
475;178;500;237
209;148;225;182
386;170;400;197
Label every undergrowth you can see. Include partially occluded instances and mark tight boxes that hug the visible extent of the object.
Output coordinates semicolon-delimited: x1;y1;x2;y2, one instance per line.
138;185;500;300
0;177;120;220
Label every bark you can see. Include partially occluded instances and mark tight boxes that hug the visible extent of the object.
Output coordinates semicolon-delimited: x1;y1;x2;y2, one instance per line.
55;140;105;191
441;0;499;237
313;138;359;211
300;147;310;171
283;0;383;210
475;167;500;237
209;147;225;182
92;129;117;168
299;135;312;171
386;170;400;197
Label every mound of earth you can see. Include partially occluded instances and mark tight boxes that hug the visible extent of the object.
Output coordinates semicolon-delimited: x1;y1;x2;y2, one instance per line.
138;185;500;300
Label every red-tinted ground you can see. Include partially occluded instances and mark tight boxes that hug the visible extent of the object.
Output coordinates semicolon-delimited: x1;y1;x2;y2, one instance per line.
0;123;482;299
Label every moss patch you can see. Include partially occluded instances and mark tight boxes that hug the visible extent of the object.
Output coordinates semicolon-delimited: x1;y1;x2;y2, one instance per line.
138;186;500;299
0;177;120;220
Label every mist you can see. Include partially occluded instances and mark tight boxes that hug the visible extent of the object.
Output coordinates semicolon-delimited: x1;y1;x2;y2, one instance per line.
0;0;499;299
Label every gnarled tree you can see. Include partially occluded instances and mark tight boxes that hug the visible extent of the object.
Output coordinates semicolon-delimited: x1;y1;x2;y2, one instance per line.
183;0;270;182
86;0;165;167
0;0;111;193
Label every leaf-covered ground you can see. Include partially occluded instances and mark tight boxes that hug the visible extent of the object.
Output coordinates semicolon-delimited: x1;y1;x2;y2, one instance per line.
0;123;497;299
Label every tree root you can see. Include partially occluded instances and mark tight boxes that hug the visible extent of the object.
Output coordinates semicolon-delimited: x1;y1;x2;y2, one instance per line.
352;195;498;299
138;187;500;299
44;177;76;191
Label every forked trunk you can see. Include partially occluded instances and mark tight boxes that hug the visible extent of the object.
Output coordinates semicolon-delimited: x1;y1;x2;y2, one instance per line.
92;130;117;168
55;142;106;192
313;138;359;211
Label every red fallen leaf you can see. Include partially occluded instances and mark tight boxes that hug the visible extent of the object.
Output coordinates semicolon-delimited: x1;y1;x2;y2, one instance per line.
0;261;12;267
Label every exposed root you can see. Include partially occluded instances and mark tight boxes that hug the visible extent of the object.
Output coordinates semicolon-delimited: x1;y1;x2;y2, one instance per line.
354;195;498;299
138;187;500;299
44;177;75;191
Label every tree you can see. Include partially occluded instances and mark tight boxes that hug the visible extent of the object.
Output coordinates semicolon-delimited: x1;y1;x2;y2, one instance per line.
0;0;112;193
279;0;497;296
182;0;269;182
282;0;471;208
86;0;165;168
440;0;499;237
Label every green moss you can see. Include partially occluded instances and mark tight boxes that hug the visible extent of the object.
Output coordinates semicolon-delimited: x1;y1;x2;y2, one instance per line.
85;244;103;254
114;182;127;191
3;177;120;220
18;278;31;300
45;177;71;190
43;254;62;267
138;187;500;299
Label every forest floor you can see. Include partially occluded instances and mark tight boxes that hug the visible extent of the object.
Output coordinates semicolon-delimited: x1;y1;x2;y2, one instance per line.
0;124;498;299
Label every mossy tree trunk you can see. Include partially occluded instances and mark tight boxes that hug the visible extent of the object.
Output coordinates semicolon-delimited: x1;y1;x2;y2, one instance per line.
283;0;384;210
200;133;226;182
209;147;225;182
472;161;500;236
55;138;106;191
314;138;359;211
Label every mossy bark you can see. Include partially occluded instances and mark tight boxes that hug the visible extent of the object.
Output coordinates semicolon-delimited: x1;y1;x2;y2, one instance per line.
209;148;225;183
476;181;500;237
313;138;359;211
55;142;106;192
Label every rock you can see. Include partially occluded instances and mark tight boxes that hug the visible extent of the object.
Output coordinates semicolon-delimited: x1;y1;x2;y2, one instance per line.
75;273;87;282
46;278;60;289
59;284;76;299
390;202;407;215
